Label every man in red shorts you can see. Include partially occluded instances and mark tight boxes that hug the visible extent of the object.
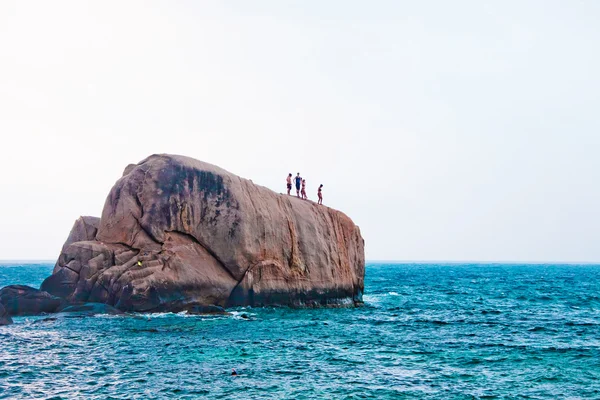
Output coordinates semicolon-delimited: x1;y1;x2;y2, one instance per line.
286;173;292;195
318;184;323;205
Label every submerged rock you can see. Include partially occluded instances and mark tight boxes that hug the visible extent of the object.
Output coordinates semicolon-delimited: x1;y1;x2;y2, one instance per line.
0;304;12;326
38;154;365;312
57;302;124;316
0;285;64;316
186;305;229;315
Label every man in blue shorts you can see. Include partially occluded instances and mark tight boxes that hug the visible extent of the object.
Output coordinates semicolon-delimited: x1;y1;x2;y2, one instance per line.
294;173;302;197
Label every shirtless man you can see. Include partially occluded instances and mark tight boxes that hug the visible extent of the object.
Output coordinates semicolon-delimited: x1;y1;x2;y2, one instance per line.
294;173;302;197
301;179;307;200
286;173;292;195
317;184;323;205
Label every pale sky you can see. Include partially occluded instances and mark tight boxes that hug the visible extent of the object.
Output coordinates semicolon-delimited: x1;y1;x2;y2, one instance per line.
1;1;599;262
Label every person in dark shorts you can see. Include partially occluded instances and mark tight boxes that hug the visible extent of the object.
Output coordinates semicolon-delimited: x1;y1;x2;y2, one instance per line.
286;173;292;195
317;184;323;205
294;173;302;197
301;179;307;200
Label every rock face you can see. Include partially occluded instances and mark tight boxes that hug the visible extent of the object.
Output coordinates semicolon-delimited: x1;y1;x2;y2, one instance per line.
0;304;12;326
40;154;365;312
0;285;64;316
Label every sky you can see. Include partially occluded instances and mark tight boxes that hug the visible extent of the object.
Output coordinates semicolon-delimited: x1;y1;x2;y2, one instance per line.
0;1;599;262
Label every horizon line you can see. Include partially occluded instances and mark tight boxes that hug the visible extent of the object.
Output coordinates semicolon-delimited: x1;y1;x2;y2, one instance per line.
1;259;600;265
367;260;600;265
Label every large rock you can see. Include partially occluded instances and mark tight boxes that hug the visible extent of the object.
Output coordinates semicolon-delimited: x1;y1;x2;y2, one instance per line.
41;154;365;312
0;304;12;326
0;285;64;316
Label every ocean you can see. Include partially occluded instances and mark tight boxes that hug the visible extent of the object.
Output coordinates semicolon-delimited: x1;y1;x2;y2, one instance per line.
1;262;599;399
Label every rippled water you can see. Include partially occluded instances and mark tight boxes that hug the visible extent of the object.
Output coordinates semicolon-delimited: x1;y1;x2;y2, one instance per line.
1;262;600;399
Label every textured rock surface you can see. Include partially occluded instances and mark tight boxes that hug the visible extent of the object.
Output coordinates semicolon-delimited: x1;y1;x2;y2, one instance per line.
41;154;365;312
0;285;64;316
52;216;100;274
0;304;12;326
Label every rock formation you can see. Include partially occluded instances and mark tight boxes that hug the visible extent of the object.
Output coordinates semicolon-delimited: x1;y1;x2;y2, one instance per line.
0;303;12;326
0;285;64;316
26;154;364;313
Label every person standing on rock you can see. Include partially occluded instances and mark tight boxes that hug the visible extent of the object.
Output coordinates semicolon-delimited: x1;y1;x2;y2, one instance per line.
294;173;302;197
301;179;307;200
318;184;323;205
286;173;293;195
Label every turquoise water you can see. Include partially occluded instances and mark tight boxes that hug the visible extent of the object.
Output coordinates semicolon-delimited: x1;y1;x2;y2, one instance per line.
1;262;599;399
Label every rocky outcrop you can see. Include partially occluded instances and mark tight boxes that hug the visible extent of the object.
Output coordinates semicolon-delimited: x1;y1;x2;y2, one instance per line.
38;154;365;312
52;216;99;273
41;217;102;299
0;285;64;316
0;304;12;326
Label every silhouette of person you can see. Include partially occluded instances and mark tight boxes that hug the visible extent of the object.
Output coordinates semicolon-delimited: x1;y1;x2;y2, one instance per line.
317;184;323;205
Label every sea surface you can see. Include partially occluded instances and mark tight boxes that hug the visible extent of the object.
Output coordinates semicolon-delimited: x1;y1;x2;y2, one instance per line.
1;262;599;399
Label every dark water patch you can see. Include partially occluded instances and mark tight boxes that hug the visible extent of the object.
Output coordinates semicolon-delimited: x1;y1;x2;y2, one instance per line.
565;321;598;326
481;310;502;315
128;328;160;333
528;326;555;332
415;319;449;325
